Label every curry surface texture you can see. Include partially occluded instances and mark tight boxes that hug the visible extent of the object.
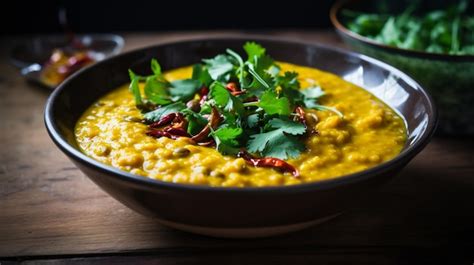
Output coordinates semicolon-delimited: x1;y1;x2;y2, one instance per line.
75;62;406;187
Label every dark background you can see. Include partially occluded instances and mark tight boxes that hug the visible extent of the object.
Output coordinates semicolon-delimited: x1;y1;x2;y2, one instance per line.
2;0;335;34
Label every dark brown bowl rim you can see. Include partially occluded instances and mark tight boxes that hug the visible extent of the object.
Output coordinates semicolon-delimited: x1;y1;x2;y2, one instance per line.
44;35;438;194
330;0;474;62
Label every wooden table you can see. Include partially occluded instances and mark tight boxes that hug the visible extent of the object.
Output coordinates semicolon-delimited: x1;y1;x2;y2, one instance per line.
1;31;473;265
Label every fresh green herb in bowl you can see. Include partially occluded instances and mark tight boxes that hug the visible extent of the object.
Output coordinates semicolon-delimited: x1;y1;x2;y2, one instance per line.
331;0;474;134
344;0;474;55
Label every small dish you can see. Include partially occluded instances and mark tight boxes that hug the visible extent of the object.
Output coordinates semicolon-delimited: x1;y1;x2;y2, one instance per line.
11;34;124;89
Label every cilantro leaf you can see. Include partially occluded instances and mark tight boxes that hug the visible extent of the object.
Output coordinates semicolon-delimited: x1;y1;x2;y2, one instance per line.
301;86;325;99
209;82;244;115
244;42;266;63
258;90;291;116
268;118;306;135
247;130;280;153
151;59;162;75
247;131;304;160
182;109;208;135
211;126;243;155
213;126;242;146
301;86;325;109
264;134;305;159
209;81;230;107
128;70;142;106
144;76;171;105
267;64;281;77
247;118;306;159
199;102;212;115
254;55;275;73
247;113;260;128
278;71;300;90
192;64;213;87
143;102;185;122
203;55;234;81
299;86;342;117
226;95;245;115
277;71;305;106
246;55;276;93
169;79;202;102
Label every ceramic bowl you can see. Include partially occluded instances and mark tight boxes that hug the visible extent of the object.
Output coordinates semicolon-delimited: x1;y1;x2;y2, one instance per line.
44;37;437;238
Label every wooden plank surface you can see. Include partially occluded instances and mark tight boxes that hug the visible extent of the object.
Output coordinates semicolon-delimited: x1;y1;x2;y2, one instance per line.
0;31;473;261
3;248;473;265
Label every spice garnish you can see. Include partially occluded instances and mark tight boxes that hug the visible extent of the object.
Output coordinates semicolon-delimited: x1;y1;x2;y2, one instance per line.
237;150;299;177
128;42;343;176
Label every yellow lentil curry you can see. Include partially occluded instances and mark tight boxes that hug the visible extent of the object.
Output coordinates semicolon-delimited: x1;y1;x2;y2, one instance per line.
75;62;406;187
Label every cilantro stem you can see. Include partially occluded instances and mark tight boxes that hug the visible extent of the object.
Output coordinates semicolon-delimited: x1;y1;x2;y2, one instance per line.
226;49;244;66
226;49;245;88
243;101;259;107
313;104;344;118
246;63;270;89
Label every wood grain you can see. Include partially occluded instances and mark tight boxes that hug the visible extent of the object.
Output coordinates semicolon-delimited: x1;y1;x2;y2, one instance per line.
0;31;473;261
3;248;473;265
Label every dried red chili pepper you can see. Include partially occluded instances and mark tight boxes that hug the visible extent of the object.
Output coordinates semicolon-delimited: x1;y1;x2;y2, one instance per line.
237;150;300;177
295;106;305;123
164;127;190;137
67;53;93;67
199;86;209;105
192;126;210;142
225;82;247;96
191;107;221;142
57;53;94;76
208;107;221;128
295;106;316;134
197;139;216;147
199;86;209;96
146;130;179;140
147;127;189;140
149;113;177;128
170;113;187;129
226;82;239;92
231;90;246;96
150;113;187;129
147;112;190;140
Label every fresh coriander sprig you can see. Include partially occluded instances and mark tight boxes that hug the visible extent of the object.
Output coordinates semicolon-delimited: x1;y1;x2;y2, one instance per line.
127;42;343;173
